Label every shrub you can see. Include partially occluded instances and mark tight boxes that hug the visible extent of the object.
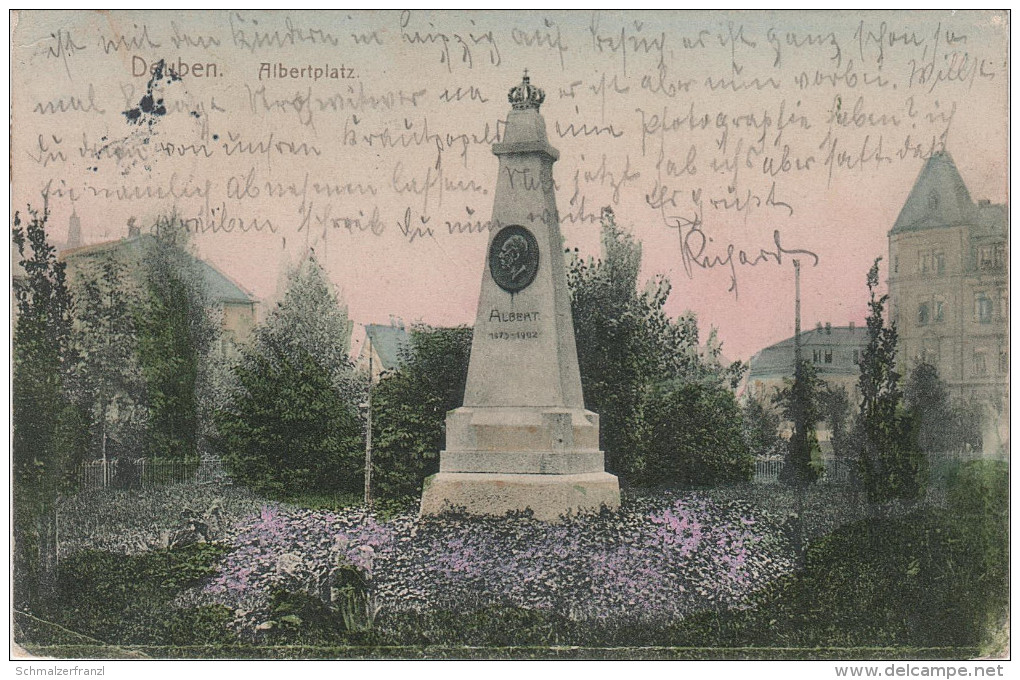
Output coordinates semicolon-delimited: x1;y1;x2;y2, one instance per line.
370;326;472;500
728;490;1008;649
741;395;784;458
639;381;753;487
47;543;236;646
216;350;363;497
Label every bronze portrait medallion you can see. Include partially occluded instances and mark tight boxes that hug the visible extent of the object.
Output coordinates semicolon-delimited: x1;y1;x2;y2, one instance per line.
489;225;540;293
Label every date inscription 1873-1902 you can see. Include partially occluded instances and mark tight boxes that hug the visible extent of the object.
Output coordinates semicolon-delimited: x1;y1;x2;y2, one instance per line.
488;224;539;293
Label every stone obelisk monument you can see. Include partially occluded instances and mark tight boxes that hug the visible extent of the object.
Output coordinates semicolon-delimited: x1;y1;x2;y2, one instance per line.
420;72;621;521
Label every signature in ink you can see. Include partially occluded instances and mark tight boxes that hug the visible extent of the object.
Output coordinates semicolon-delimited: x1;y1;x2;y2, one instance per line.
667;215;819;298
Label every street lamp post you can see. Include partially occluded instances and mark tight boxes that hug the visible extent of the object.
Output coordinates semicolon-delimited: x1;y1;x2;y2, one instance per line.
363;334;373;508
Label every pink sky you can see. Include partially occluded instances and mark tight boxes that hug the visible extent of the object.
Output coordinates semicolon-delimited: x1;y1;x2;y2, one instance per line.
11;10;1008;361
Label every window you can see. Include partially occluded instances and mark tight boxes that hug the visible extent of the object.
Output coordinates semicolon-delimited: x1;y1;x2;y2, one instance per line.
918;302;929;325
999;289;1008;319
934;299;945;323
928;191;940;210
973;351;988;376
999;352;1009;374
812;349;822;363
975;293;993;323
852;349;860;364
894;256;899;274
917;249;945;275
980;243;1006;269
824;350;833;364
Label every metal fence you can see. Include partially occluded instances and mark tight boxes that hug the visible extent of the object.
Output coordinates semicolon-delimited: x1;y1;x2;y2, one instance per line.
753;456;786;484
754;450;1006;486
74;454;228;492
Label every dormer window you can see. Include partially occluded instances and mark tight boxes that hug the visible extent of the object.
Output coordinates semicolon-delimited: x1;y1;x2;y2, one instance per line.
928;191;940;210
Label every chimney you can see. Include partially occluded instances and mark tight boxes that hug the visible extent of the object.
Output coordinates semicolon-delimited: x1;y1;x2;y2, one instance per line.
127;217;140;238
815;321;823;332
825;322;832;335
849;321;855;331
979;199;991;207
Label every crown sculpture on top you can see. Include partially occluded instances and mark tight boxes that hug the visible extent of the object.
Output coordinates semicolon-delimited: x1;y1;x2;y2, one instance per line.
508;69;545;110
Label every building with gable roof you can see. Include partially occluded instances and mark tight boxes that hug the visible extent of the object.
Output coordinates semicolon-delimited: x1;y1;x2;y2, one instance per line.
887;151;1007;452
60;224;258;358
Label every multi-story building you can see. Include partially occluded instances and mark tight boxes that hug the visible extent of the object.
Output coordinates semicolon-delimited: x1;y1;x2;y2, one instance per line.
747;323;870;453
60;224;258;359
887;151;1008;452
747;323;869;404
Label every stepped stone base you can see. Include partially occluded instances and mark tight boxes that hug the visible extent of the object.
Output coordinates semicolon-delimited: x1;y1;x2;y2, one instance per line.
419;471;620;522
419;405;619;521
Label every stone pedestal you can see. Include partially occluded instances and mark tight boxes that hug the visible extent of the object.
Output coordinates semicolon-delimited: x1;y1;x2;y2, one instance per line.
421;407;619;520
420;73;620;521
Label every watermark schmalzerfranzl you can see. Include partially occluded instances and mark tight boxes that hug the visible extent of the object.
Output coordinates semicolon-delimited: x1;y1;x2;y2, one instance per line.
15;667;105;676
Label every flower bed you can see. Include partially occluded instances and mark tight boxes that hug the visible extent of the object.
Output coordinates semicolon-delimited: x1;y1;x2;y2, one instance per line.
197;491;797;636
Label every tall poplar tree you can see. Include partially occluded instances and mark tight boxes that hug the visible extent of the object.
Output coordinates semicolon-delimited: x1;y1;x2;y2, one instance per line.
12;205;88;607
857;258;925;503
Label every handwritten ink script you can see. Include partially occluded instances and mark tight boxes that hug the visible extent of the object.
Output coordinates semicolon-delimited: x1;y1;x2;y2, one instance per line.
11;10;1007;358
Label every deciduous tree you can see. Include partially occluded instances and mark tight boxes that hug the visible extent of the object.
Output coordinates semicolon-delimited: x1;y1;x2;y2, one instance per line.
215;255;362;496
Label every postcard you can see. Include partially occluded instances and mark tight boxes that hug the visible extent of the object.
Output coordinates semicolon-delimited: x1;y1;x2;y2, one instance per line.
9;9;1009;666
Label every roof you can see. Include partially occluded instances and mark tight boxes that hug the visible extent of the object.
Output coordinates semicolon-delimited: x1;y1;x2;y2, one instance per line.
748;326;869;379
890;151;977;235
197;261;255;304
363;323;411;371
975;201;1008;236
60;235;255;305
761;326;866;350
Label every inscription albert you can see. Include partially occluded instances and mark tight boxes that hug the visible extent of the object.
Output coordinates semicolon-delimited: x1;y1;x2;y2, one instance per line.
489;309;540;322
488;224;539;293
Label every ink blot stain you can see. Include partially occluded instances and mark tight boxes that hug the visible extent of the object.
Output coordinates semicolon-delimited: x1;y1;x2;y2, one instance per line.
122;59;179;127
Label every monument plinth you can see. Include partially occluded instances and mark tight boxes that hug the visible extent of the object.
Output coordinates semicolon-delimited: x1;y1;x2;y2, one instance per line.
420;73;621;521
